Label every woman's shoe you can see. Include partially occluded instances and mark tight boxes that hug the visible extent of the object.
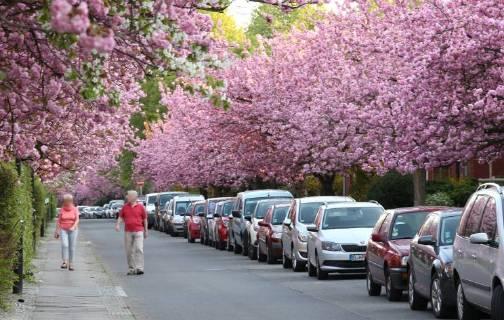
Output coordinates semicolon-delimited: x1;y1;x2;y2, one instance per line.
68;266;75;271
60;262;68;269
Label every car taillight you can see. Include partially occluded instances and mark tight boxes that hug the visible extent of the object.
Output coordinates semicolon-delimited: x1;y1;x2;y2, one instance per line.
389;254;402;267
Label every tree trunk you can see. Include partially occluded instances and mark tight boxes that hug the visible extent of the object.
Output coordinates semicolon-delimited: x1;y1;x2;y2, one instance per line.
317;174;334;196
413;168;426;206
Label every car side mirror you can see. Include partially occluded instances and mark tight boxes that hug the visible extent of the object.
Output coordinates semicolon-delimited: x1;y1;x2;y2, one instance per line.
469;233;490;245
418;235;436;246
244;216;252;222
283;218;291;226
307;225;318;232
232;210;241;218
258;221;267;227
197;212;205;217
371;233;384;242
228;214;233;219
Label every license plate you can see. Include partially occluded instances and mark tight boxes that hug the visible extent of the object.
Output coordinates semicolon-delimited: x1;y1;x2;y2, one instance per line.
350;254;365;261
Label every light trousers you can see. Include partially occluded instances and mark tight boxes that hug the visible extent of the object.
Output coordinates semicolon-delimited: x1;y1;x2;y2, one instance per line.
60;229;78;264
125;231;144;271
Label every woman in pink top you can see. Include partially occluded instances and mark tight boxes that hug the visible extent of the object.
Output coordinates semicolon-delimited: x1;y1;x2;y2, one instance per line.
55;194;80;271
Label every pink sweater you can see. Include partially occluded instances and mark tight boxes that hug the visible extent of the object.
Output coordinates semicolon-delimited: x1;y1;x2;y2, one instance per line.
58;206;79;230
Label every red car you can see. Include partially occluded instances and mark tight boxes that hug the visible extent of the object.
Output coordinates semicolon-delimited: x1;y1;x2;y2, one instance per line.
213;199;236;250
187;200;206;243
366;206;446;301
257;204;291;264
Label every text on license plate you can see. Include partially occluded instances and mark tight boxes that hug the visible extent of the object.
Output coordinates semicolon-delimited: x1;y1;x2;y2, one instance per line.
350;254;365;261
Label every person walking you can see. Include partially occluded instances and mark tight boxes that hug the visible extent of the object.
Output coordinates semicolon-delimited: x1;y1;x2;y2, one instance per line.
55;194;80;271
115;190;148;275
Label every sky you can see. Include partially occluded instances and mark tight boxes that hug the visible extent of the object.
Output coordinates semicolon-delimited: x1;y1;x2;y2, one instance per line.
226;0;261;28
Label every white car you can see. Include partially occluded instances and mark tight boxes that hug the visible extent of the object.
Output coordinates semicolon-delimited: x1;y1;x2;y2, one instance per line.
306;202;384;280
165;195;205;236
145;193;159;228
282;196;355;271
246;198;292;260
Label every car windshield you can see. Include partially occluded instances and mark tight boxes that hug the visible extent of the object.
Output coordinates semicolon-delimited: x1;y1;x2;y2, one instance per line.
222;202;233;215
175;201;190;215
391;212;430;240
272;207;290;225
147;196;157;205
254;200;290;219
244;197;290;217
322;207;383;230
194;204;205;214
440;215;461;245
159;194;174;207
299;202;325;224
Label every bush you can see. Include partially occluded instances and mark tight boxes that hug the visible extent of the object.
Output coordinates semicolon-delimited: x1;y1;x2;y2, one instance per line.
426;192;454;206
426;177;478;207
367;171;413;209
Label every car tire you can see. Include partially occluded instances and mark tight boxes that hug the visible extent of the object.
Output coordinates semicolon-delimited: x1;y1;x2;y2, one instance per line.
307;255;316;277
183;230;188;239
315;253;328;280
234;240;242;254
257;243;267;262
292;247;305;272
491;284;504;320
242;233;249;256
366;268;381;296
409;271;428;310
431;273;452;318
457;281;480;320
227;235;233;252
188;234;195;243
248;239;257;260
267;244;275;264
282;249;292;269
385;269;402;302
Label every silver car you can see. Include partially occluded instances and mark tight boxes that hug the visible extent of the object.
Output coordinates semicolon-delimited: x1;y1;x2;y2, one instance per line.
306;202;384;280
281;196;355;271
453;183;504;320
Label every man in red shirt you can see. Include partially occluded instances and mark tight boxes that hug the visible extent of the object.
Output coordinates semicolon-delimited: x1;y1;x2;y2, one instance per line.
115;190;148;275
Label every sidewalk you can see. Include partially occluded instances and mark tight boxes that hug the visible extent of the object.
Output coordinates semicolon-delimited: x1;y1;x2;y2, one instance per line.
1;224;135;320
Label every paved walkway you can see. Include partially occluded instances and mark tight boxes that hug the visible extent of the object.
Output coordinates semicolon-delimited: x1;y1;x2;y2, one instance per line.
1;224;135;320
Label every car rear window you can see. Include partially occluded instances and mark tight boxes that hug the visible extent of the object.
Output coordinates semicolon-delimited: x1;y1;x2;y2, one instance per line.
391;212;430;240
440;215;461;245
299;202;324;224
272;207;290;225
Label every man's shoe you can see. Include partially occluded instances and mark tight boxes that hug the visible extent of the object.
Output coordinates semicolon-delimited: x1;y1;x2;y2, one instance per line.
127;270;136;275
136;269;144;275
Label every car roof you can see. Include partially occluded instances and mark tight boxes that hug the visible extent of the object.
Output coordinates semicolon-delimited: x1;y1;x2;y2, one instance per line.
208;197;234;203
216;199;236;205
256;198;292;205
387;206;448;215
297;196;355;203
237;189;293;199
323;202;384;209
158;191;188;196
173;195;204;201
193;200;207;205
145;193;159;197
272;203;291;209
429;208;463;218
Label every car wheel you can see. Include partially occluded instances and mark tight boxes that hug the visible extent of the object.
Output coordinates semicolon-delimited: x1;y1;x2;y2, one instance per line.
457;281;480;320
491;284;504;320
257;243;267;262
242;233;249;256
307;253;316;277
282;249;292;269
385;269;402;301
315;253;328;280
248;238;257;260
431;273;452;318
183;230;188;239
409;271;428;310
292;247;305;272
234;240;242;254
188;234;195;243
267;244;275;264
227;235;233;252
366;268;381;296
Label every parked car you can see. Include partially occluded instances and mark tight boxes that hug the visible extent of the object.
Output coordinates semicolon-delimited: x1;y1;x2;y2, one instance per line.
257;204;291;263
165;195;205;236
306;202;384;280
282;196;356;271
93;207;106;218
102;204;110;218
213;199;236;250
186;200;206;243
145;193;159;229
407;208;461;318
247;198;292;260
201;197;234;246
111;201;124;219
366;206;445;301
230;189;293;255
453;183;504;320
156;192;188;231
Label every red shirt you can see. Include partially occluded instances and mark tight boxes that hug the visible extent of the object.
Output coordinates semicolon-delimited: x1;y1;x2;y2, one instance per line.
58;206;79;230
119;203;147;232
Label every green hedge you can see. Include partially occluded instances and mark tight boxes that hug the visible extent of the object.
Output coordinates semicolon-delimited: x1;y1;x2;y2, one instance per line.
367;171;414;209
0;162;53;308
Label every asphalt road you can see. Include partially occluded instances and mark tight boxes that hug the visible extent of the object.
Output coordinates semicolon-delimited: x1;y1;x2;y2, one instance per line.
80;219;452;320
